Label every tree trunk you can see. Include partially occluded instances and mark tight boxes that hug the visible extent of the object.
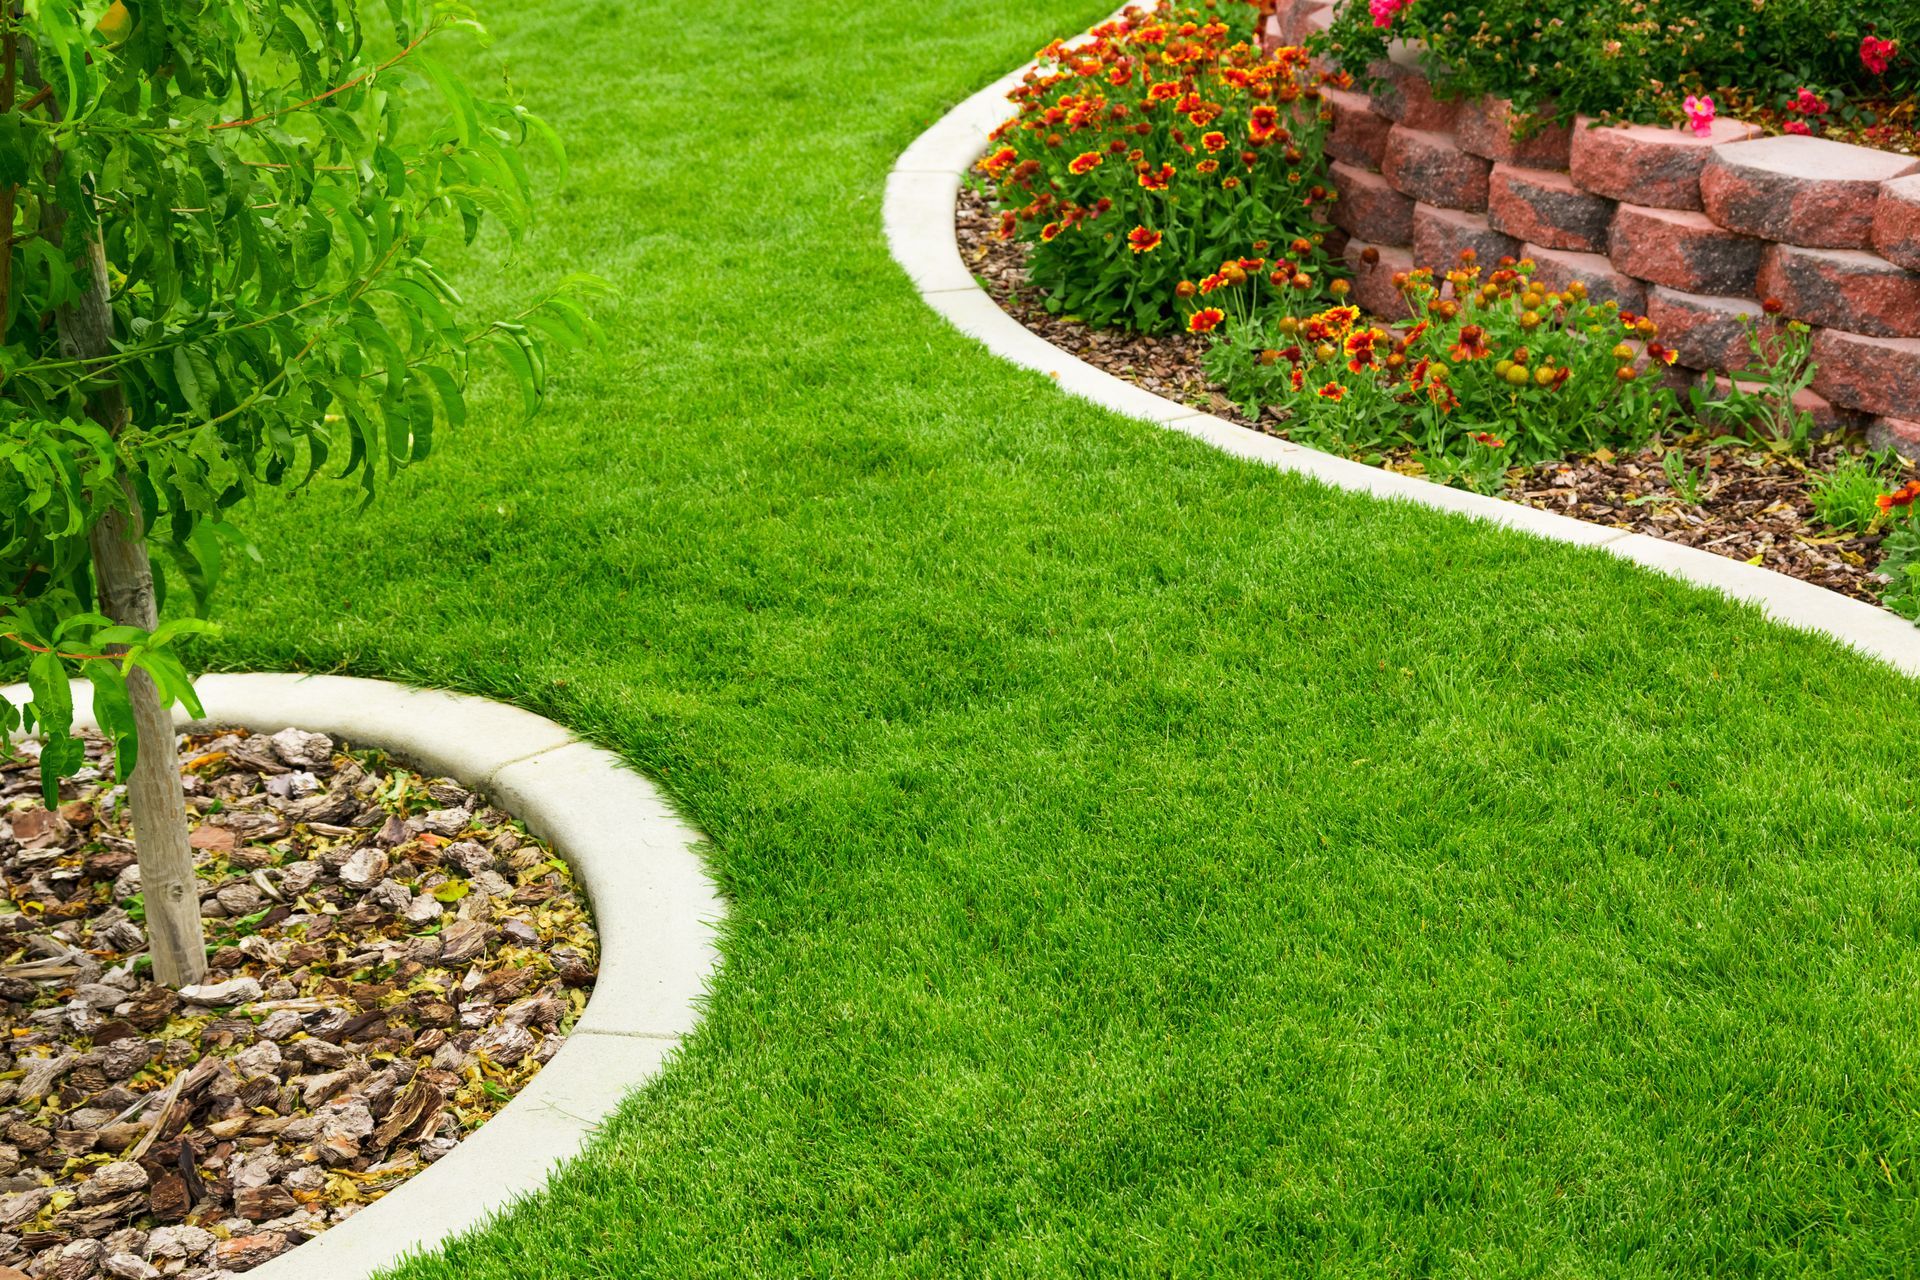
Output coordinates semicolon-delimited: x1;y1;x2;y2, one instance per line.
57;238;208;989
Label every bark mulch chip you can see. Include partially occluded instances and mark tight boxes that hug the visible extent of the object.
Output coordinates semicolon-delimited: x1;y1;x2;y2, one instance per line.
0;728;596;1279
957;185;1913;606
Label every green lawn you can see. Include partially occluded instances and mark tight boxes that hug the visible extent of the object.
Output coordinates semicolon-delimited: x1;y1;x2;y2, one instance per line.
197;0;1920;1274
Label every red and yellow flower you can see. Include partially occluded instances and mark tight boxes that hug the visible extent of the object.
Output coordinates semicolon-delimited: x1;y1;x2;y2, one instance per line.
1187;307;1226;334
1879;480;1920;512
978;146;1019;177
1127;225;1164;253
1138;162;1176;190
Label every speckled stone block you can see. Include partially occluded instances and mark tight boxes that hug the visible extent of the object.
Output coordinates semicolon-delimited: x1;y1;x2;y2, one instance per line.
1643;287;1766;373
1331;161;1416;246
1811;328;1920;420
1487;165;1614;253
1609;204;1765;296
1413;203;1521;270
1366;44;1460;133
1701;135;1919;249
1383;126;1491;212
1872;174;1920;272
1321;86;1394;171
1757;244;1920;339
1455;96;1573;169
1569;116;1762;210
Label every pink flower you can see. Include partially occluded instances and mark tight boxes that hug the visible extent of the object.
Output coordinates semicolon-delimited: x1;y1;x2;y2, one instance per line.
1682;94;1715;137
1369;0;1412;28
1861;35;1897;77
1788;87;1829;116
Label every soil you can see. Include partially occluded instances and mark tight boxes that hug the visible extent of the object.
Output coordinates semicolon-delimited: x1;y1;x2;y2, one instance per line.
956;185;1914;607
0;726;596;1279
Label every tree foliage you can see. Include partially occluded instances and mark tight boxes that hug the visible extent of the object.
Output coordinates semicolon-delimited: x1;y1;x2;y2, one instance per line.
0;0;596;802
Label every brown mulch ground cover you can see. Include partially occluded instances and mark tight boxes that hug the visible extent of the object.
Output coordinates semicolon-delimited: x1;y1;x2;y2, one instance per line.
1717;91;1920;157
956;186;1914;606
0;728;596;1279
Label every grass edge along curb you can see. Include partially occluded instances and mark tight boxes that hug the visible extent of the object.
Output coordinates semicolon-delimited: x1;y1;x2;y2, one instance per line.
1;672;724;1280
885;13;1920;682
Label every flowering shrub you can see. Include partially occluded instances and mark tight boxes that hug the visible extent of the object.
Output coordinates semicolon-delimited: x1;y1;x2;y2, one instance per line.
1199;252;1676;482
980;1;1338;331
1320;0;1916;129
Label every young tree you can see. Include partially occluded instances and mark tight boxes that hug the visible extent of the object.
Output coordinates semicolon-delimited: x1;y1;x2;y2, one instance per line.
0;0;595;986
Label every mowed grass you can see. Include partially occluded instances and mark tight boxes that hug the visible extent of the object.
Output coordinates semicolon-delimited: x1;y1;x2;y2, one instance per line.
190;0;1920;1274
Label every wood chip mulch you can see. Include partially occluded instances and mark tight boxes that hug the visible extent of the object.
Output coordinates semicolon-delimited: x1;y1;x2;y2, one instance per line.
956;185;1914;607
0;728;596;1279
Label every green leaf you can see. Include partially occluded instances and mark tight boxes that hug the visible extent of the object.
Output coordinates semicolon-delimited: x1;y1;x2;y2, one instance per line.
83;663;140;783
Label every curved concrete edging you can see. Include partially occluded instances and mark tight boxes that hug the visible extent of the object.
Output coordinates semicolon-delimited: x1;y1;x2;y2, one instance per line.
2;672;723;1280
885;23;1920;679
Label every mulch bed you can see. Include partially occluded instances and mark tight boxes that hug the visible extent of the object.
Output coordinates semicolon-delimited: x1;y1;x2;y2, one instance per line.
0;727;596;1279
956;186;1912;606
1717;91;1920;158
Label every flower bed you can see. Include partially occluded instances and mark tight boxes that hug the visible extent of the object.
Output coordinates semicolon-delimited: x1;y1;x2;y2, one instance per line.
977;2;1920;620
984;2;1342;331
0;728;594;1278
960;186;1917;603
1270;0;1920;444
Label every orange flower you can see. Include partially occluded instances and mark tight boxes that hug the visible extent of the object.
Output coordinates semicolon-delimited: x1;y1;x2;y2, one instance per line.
1040;222;1062;242
1201;130;1227;152
1138;162;1176;190
1188;307;1226;334
1879;481;1920;511
1250;105;1280;141
1069;151;1104;175
1647;342;1678;366
1197;159;1219;174
1448;324;1491;362
1470;432;1506;449
1316;382;1346;401
978;146;1019;176
1147;81;1180;102
1290;368;1305;392
1127;226;1163;253
1198;272;1228;294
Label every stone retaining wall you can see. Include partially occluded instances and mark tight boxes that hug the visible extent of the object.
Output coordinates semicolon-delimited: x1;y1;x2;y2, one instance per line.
1265;0;1920;450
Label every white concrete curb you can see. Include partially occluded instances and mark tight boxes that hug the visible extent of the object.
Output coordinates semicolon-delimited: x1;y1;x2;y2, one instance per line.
2;673;723;1280
886;26;1920;679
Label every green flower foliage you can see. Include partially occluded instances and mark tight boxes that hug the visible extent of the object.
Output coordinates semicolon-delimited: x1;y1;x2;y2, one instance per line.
0;0;599;800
